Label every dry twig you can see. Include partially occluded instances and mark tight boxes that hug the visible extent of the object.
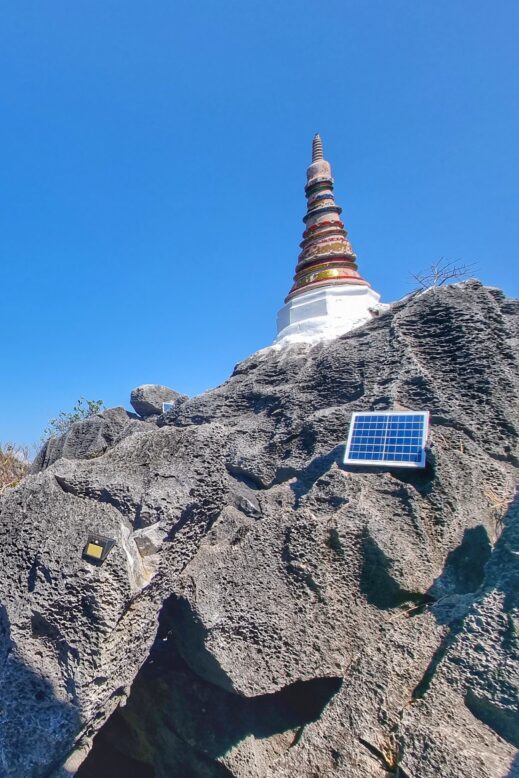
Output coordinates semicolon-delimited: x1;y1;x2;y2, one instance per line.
410;258;478;291
0;443;29;495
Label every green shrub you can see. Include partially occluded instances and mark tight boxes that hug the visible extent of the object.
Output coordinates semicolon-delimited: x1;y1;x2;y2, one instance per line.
43;397;105;439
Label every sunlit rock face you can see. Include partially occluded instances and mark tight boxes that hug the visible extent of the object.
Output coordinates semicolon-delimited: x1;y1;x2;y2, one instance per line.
275;135;384;346
0;281;517;778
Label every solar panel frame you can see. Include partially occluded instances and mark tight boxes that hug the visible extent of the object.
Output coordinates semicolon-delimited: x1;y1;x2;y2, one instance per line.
344;411;430;468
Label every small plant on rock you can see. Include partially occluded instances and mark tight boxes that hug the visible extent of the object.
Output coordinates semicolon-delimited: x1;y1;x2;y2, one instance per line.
43;397;105;439
0;443;29;495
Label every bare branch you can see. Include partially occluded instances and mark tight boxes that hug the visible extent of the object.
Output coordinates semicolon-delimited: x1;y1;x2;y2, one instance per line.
409;258;478;291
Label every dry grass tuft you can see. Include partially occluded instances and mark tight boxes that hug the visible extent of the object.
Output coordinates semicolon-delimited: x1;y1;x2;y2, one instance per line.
0;443;29;495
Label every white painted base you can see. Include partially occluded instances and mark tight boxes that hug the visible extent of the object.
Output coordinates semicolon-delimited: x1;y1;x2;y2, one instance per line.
273;284;385;346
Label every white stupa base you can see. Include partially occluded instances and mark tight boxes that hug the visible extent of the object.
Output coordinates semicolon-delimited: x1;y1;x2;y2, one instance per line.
273;284;386;347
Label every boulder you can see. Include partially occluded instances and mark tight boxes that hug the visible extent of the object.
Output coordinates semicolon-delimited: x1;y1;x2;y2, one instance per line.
130;384;187;418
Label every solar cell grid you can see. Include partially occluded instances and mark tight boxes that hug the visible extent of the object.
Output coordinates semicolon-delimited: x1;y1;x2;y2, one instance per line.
344;411;429;468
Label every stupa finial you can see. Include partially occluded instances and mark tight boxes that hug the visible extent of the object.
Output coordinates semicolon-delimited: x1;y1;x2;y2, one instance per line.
312;133;324;162
282;134;370;304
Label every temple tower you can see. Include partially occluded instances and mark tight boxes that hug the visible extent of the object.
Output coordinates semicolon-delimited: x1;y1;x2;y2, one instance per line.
274;135;383;345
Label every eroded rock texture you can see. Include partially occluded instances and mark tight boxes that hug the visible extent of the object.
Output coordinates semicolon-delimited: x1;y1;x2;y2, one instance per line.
0;281;518;777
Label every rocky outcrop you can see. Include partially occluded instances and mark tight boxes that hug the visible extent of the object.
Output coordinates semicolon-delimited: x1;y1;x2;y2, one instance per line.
0;281;518;777
30;407;146;473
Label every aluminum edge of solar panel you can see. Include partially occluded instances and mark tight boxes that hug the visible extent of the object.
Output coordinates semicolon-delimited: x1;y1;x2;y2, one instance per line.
343;410;430;469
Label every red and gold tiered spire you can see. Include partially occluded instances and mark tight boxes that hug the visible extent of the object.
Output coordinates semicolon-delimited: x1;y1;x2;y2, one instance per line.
285;134;370;302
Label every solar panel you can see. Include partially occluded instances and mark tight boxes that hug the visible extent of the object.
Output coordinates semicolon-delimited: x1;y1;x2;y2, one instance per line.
344;411;429;468
162;402;175;413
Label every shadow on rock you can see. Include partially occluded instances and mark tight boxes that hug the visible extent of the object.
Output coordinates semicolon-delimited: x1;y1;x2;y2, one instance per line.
79;594;343;776
408;493;519;759
0;604;82;778
360;529;431;610
75;718;155;778
430;525;492;598
506;753;519;777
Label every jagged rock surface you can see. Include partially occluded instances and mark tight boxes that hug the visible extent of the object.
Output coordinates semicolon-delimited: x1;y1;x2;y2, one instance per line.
30;407;146;473
0;281;518;778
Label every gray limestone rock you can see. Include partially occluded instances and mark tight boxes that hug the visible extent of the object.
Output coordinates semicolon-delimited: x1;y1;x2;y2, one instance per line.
31;406;145;474
130;384;187;418
0;281;517;777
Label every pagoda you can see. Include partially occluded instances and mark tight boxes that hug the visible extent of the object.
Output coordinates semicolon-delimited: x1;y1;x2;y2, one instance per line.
274;134;383;345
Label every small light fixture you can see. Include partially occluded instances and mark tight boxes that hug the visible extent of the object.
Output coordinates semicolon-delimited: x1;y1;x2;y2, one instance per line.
83;534;115;564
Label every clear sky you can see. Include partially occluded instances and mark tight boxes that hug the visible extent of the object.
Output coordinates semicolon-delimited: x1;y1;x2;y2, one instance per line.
0;1;518;449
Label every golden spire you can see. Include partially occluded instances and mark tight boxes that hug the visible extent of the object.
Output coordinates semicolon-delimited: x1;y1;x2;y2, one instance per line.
284;135;370;302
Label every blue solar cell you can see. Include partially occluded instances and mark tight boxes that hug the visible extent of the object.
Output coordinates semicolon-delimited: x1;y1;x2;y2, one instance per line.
344;411;429;468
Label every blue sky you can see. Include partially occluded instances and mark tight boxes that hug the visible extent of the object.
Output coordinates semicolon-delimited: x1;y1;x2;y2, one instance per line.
0;1;517;449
